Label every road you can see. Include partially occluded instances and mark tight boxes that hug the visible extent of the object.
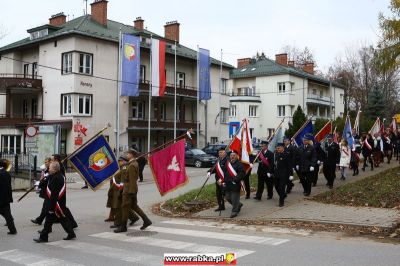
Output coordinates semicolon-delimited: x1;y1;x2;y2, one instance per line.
1;166;398;266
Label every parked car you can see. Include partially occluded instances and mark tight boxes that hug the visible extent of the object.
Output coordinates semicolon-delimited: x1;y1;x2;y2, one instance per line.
250;142;261;161
185;148;217;168
202;144;227;157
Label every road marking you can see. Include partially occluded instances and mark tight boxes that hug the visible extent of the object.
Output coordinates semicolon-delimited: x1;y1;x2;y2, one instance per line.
128;225;290;246
0;249;83;266
47;241;160;266
161;219;311;236
90;232;254;258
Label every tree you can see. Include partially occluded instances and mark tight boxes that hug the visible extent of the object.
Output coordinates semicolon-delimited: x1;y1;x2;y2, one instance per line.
285;105;307;138
364;86;388;120
281;45;316;68
252;51;267;61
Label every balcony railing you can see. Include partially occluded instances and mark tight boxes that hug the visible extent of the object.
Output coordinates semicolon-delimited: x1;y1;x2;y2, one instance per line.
307;94;331;102
128;118;197;130
138;81;197;98
0;114;43;127
0;73;43;90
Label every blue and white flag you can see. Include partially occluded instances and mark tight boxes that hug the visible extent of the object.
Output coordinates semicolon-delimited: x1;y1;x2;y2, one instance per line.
293;120;314;146
268;126;284;152
121;34;140;96
198;48;211;100
69;135;119;190
342;115;354;150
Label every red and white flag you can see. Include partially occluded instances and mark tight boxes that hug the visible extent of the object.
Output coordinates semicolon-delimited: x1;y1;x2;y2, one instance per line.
151;39;166;97
369;117;381;136
353;110;361;135
314;120;332;143
390;117;397;132
229;118;253;171
148;139;188;196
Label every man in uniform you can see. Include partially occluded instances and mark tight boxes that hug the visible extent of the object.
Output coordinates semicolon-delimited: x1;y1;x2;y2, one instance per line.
223;152;245;218
283;137;296;193
207;147;228;211
31;157;51;226
295;134;317;196
323;134;340;189
254;141;275;200
312;142;325;187
114;149;152;233
0;159;17;235
274;143;293;207
34;161;75;242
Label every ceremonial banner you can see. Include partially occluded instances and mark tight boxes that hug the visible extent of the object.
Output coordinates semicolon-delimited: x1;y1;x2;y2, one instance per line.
151;38;166;96
293;119;314;146
369;117;381;135
390;117;397;132
149;139;188;196
268;126;284;152
69;135;119;191
198;48;211;100
121;34;140;96
342;115;354;150
315;121;332;143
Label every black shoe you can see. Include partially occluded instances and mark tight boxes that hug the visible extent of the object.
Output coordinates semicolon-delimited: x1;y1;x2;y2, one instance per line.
110;224;119;229
312;183;316;187
238;203;243;212
230;213;238;218
81;185;88;189
38;229;52;234
253;196;261;200
267;196;273;200
214;207;225;212
279;201;284;207
33;238;48;243
129;217;140;226
63;234;76;240
114;226;127;233
140;220;152;230
304;192;311;197
31;219;41;225
353;172;356;176
7;230;17;235
72;223;78;229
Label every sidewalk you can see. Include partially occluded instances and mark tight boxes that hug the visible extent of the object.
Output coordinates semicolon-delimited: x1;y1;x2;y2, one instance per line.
194;162;400;229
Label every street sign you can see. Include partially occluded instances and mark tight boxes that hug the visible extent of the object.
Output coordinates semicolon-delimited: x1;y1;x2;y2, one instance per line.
25;136;38;148
25;126;38;137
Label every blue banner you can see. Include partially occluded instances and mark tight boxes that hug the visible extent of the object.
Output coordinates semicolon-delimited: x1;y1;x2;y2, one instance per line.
294;120;314;146
198;48;211;100
268;126;284;152
121;34;140;96
342;115;354;149
69;135;119;190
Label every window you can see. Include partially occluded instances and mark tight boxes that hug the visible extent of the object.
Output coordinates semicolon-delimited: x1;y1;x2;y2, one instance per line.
312;89;317;95
78;94;92;115
140;65;146;82
211;137;218;144
24;64;29;78
132;101;145;119
62;52;72;74
131;137;145;153
62;94;73;115
176;104;180;121
229;105;236;117
79;53;92;75
29;29;48;40
278;82;286;93
1;135;21;154
177;72;185;88
267;128;274;139
31;99;37;118
221;79;227;94
22;99;29;118
32;62;38;78
249;128;254;139
160;102;167;120
340;94;344;103
220;108;228;123
249;105;257;117
277;105;285;117
244;86;256;96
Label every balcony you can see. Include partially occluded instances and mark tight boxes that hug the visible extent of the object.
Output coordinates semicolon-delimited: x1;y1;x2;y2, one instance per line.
0;74;43;93
128;118;197;130
0;114;43;127
306;94;332;106
229;92;261;103
138;81;197;99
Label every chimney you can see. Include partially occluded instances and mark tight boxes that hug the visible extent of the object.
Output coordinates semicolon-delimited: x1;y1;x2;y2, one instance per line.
288;60;295;67
164;21;180;42
90;0;108;26
303;62;314;74
49;12;66;26
275;53;288;65
134;17;144;31
237;58;251;68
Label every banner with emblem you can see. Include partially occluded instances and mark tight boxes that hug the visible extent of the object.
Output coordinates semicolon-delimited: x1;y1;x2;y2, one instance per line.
69;135;119;191
121;33;140;96
148;139;188;196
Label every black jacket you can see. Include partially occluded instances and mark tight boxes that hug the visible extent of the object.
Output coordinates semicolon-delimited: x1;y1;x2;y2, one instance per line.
323;142;340;166
257;149;275;177
274;152;293;181
224;159;245;192
0;168;13;206
208;155;228;182
47;172;66;212
38;168;50;199
284;144;297;165
296;144;317;173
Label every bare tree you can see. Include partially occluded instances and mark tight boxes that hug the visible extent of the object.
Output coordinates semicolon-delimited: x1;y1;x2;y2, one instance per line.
281;45;316;68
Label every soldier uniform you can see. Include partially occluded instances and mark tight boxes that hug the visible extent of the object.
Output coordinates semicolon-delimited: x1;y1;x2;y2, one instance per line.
224;152;245;218
295;134;317;196
312;142;325;186
283;137;296;193
274;143;293;207
0;159;17;235
208;147;228;212
323;134;340;189
254;141;275;200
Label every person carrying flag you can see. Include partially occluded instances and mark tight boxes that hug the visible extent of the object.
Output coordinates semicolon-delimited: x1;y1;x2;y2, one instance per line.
274;143;293;207
254;141;275;200
223;151;245;218
207;147;228;212
0;159;17;235
283;137;296;193
295;134;317;196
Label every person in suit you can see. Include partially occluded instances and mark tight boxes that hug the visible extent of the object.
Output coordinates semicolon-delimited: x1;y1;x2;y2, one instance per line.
254;141;275;200
31;158;51;226
295;134;317;196
361;134;374;171
323;134;340;189
312;142;325;187
207;147;228;211
283;137;296;193
136;155;147;182
274;143;293;207
0;159;17;235
223;152;245;218
34;161;75;242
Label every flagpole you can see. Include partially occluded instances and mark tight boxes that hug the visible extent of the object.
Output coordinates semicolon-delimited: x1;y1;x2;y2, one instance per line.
196;45;200;147
291;117;312;142
218;49;222;142
148;35;153;153
174;40;177;139
116;29;122;157
314;119;331;139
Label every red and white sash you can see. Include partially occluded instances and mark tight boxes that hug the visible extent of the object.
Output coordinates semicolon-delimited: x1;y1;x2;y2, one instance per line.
46;176;66;218
112;177;124;190
258;150;270;167
226;161;237;178
215;161;225;182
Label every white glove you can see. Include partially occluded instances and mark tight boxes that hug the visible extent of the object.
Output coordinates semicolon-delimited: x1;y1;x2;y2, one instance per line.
250;163;254;168
289;176;294;181
310;166;314;172
296;165;299;170
267;173;271;178
207;172;211;177
217;179;223;185
317;160;321;165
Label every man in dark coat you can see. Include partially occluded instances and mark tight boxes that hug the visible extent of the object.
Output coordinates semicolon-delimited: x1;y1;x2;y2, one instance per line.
0;159;17;235
34;161;75;242
223;152;245;218
208;147;228;211
323;134;340;189
295;134;317;196
254;141;275;200
274;143;293;207
31;158;51;225
283;137;296;193
312;142;325;187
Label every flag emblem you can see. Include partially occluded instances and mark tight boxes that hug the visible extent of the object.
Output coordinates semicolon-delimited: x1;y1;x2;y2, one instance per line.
89;147;114;171
167;155;180;171
124;43;136;61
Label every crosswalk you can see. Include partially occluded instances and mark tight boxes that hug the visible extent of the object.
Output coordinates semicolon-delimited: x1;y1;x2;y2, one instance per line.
0;219;291;266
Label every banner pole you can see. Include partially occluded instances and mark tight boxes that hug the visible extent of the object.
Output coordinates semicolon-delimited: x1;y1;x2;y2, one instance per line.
174;40;177;139
314;119;331;140
196;45;200;147
148;35;153;153
116;28;122;158
291;117;312;142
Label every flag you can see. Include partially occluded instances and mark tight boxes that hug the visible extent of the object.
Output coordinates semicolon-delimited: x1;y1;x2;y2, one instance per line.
229;118;253;169
390;117;397;132
333;126;338;143
353;110;361;134
315;121;332;143
292;119;314;146
69;135;119;191
198;48;211;100
121;34;140;96
151;38;166;97
369;117;381;135
342;115;354;150
148;139;188;196
268;126;284;152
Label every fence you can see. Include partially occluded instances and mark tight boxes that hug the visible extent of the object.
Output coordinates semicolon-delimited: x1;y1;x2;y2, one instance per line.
0;153;37;179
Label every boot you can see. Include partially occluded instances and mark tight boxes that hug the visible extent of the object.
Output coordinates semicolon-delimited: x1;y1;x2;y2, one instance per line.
140;216;152;230
279;198;284;207
7;221;17;235
114;224;127;233
104;210;114;222
129;216;139;226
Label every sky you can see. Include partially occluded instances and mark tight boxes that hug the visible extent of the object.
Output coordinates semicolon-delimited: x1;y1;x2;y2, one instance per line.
0;0;392;73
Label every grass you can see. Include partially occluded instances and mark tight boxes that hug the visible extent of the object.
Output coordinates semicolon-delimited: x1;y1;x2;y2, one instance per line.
313;167;400;208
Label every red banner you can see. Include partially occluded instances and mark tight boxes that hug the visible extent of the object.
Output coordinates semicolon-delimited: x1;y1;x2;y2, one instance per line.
315;121;332;143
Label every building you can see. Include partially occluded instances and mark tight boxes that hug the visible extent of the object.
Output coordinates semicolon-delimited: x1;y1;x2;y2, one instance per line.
227;54;345;139
0;0;232;161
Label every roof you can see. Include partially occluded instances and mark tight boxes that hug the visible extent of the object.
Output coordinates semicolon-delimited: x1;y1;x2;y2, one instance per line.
0;15;233;68
230;58;343;87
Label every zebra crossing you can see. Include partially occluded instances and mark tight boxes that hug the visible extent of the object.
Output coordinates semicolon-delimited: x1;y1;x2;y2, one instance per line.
0;219;291;266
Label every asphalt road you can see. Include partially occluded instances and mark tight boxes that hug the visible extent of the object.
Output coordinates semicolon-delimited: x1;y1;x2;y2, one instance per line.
0;166;399;266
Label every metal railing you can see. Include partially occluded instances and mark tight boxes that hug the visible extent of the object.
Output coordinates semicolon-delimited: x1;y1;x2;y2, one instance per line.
307;94;331;102
0;73;42;79
0;153;37;178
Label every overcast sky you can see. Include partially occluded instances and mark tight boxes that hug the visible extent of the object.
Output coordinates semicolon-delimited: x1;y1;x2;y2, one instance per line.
0;0;392;72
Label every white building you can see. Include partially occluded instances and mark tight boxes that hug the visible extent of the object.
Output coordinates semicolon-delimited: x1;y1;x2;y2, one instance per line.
227;54;345;139
0;0;232;159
